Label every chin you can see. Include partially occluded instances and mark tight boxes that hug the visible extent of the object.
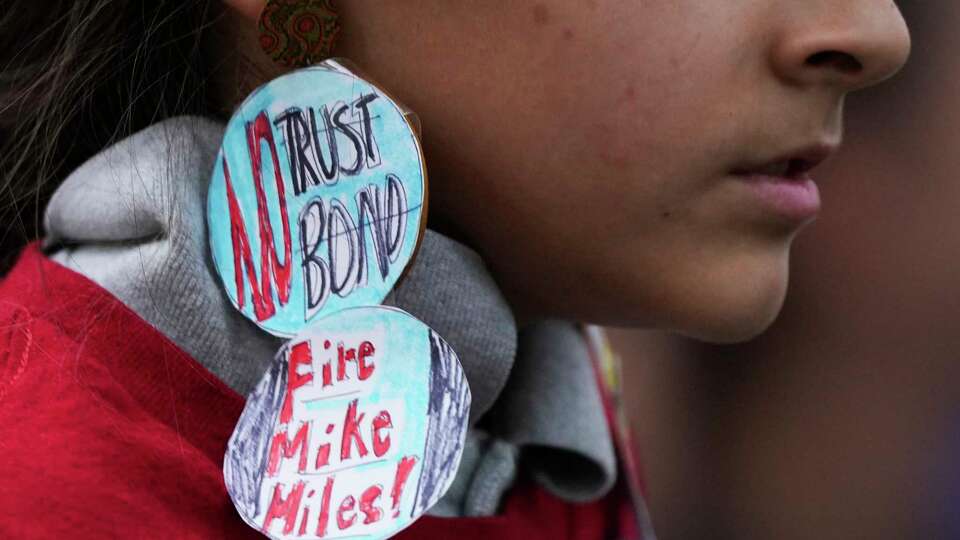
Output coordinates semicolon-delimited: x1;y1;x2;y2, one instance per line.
682;302;784;344
669;257;792;345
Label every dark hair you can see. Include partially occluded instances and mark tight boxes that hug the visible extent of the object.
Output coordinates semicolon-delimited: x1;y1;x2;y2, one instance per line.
0;0;222;271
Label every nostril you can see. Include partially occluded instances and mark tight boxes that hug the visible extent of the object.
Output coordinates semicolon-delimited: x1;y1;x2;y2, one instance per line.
806;50;863;75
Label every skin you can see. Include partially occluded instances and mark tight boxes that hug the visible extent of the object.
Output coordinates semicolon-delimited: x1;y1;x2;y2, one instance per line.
223;0;910;343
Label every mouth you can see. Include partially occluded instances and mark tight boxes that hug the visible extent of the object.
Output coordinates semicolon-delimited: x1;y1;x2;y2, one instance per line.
730;144;837;180
729;143;839;223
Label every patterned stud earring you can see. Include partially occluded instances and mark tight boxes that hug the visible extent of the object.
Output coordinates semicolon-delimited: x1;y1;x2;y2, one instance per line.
258;0;340;67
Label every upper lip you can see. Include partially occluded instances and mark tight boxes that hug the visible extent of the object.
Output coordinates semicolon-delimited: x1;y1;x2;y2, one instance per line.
731;142;839;180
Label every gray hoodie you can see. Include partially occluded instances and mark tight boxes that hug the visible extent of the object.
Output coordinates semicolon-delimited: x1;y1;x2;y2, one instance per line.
43;116;617;517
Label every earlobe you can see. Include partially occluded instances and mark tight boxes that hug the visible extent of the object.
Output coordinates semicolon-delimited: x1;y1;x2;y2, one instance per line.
223;0;265;22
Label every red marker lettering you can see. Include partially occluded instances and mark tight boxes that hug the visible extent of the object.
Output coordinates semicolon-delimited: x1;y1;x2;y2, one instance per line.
222;110;293;322
340;399;369;460
357;341;376;380
262;481;305;535
337;495;357;530
267;422;310;475
359;485;384;525
315;476;335;537
371;410;392;458
281;341;314;424
391;455;418;518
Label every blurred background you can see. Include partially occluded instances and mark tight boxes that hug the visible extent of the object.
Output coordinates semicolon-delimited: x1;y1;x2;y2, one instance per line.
609;2;960;539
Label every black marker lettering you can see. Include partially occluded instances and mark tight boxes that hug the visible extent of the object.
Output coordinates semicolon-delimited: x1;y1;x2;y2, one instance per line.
333;102;365;176
353;93;381;169
299;198;331;319
310;105;340;184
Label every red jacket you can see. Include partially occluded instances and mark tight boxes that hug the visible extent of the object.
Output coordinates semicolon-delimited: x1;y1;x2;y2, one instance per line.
0;245;643;539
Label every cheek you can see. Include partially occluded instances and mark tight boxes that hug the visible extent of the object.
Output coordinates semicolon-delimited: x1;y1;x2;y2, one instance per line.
534;80;710;237
530;68;719;219
583;87;656;170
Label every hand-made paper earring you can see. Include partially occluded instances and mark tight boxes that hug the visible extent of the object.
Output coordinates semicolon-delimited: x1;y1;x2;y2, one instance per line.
208;60;470;539
259;0;340;67
209;60;427;336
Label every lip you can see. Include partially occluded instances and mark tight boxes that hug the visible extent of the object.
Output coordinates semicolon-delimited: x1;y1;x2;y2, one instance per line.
734;172;821;222
730;143;837;223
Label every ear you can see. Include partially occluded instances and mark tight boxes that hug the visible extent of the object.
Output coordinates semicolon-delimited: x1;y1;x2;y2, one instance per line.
222;0;263;22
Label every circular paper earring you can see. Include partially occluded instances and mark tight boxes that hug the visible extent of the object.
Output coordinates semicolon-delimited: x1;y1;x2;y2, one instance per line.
209;60;470;540
259;0;340;67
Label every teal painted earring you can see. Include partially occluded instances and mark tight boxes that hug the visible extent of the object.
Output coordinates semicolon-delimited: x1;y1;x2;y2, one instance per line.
207;60;427;337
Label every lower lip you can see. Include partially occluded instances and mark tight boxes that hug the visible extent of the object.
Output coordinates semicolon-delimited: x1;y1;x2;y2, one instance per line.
734;173;821;222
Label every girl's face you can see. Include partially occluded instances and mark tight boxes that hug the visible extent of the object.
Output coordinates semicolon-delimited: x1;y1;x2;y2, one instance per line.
248;0;911;341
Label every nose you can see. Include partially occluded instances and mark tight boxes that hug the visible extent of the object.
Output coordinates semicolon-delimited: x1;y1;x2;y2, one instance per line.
771;1;912;92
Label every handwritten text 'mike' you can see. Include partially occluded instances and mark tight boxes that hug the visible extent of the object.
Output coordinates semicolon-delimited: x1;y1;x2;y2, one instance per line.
220;92;412;323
